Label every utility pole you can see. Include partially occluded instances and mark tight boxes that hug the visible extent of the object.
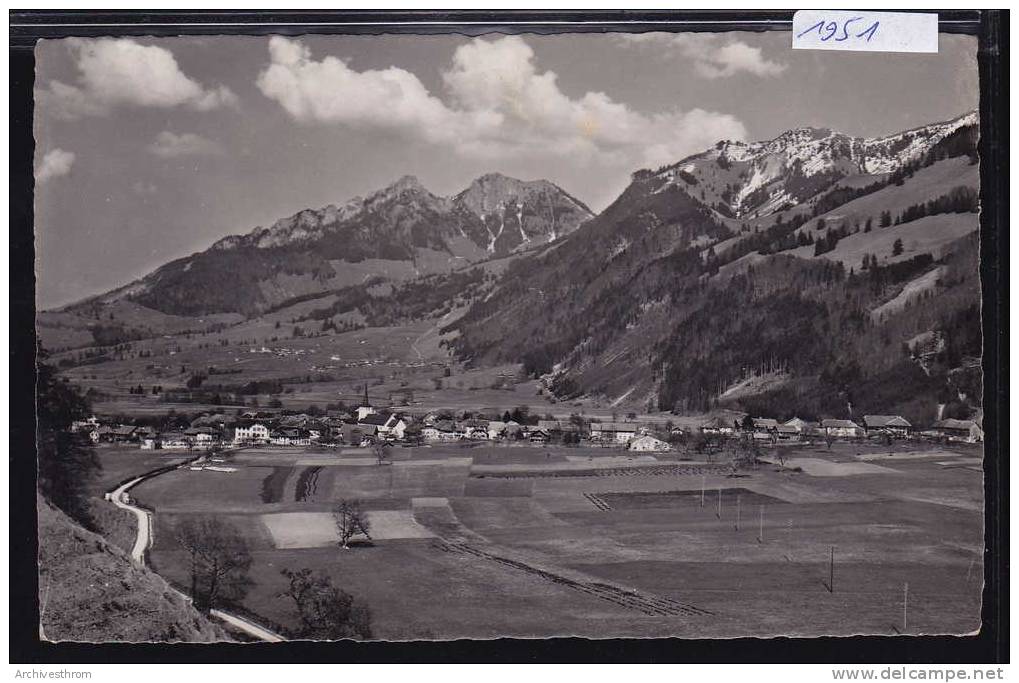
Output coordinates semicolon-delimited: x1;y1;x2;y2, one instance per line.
903;582;909;633
829;546;835;593
758;505;764;543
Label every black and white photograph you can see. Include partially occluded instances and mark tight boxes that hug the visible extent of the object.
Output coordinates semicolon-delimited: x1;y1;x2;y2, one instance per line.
17;10;1004;658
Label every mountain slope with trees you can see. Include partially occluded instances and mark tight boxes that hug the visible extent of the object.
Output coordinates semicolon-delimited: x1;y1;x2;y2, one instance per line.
447;113;981;425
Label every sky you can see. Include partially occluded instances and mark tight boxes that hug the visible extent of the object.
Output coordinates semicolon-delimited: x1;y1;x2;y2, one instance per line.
34;31;978;309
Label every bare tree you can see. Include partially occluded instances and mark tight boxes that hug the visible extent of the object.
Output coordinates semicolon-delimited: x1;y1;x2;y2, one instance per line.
775;447;788;468
174;517;252;612
278;568;373;640
372;440;392;466
334;500;372;549
823;429;836;451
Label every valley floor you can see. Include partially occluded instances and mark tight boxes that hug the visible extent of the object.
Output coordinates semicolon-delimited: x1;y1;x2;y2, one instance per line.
104;439;983;640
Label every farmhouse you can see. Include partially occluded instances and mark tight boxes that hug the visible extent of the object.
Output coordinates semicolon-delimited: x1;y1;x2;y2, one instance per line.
72;416;101;442
486;420;510;439
590;422;639;443
359;412;391;429
537;419;583;439
270;428;312;446
701;416;736;435
502;421;525;439
383;414;409;440
628;434;671;452
526;427;550;444
160;432;192;450
99;425;138;443
932;418;984;443
71;415;100;431
233;422;271;445
821;419;864;438
422;421;459;441
783;417;810;432
339;423;368;446
863;415;913;437
776;425;800;440
751;418;780;440
358;411;409;439
458;419;488;440
184;426;220;448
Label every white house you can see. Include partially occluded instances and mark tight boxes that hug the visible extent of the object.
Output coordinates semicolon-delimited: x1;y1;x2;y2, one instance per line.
358;412;409;440
628;435;671;452
233;422;270;444
383;414;409;440
821;419;863;438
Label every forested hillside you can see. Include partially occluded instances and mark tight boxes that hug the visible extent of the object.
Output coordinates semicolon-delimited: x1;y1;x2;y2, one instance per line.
447;114;982;425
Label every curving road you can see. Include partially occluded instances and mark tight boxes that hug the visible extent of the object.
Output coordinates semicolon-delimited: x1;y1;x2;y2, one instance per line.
105;454;285;643
109;475;152;563
210;609;284;642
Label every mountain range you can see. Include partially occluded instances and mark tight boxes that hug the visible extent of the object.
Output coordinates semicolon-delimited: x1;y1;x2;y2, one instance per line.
41;111;982;424
86;172;592;317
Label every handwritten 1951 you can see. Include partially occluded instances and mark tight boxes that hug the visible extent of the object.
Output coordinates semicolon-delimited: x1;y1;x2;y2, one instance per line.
797;16;880;43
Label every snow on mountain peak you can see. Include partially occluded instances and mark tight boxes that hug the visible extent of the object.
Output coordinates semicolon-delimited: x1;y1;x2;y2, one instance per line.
649;111;977;219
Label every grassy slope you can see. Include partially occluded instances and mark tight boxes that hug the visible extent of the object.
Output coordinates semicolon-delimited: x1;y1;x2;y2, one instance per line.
796;157;979;237
37;496;231;643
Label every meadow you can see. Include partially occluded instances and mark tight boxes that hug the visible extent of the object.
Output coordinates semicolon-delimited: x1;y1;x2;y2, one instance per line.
126;439;984;640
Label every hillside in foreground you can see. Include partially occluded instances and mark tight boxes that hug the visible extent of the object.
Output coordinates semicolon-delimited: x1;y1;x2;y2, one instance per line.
37;495;230;643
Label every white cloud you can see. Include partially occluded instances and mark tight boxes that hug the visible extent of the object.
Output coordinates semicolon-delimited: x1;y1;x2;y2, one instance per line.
38;38;237;120
36;148;76;183
256;37;455;140
618;32;787;79
256;35;747;169
148;131;224;158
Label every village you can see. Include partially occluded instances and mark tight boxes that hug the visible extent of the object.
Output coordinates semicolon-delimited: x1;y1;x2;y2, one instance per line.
71;383;985;454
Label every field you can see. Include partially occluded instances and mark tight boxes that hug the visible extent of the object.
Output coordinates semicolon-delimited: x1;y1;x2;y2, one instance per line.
126;440;984;640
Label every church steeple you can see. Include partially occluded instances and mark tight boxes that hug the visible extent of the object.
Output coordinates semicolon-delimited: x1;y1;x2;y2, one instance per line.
355;384;377;422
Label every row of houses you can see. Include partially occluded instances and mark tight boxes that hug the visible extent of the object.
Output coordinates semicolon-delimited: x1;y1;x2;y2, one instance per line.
70;400;984;452
700;414;984;443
